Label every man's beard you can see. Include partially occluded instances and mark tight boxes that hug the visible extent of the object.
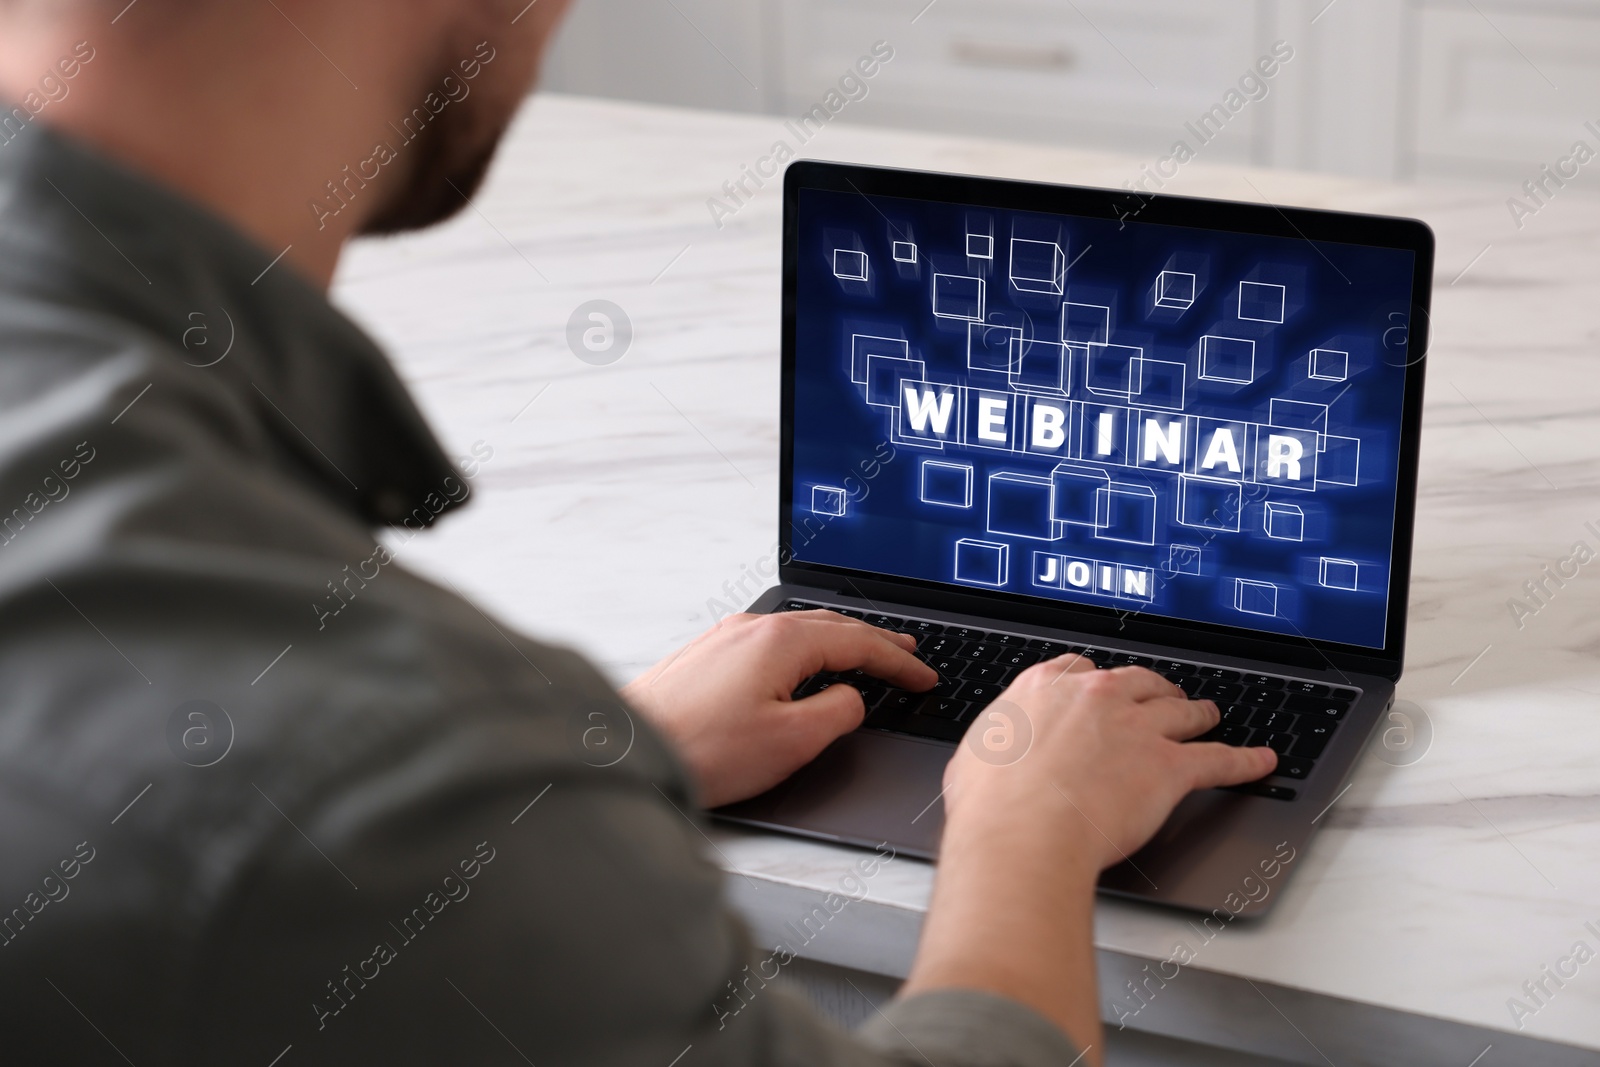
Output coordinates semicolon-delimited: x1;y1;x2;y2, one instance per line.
358;101;506;236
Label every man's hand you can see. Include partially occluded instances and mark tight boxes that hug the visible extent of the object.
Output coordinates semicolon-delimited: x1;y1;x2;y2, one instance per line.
622;611;936;808
907;654;1277;1067
943;654;1278;867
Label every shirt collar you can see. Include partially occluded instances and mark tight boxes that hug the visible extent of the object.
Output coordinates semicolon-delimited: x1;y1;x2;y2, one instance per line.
0;121;467;528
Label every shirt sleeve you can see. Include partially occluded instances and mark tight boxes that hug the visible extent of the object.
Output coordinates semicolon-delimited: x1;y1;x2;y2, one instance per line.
190;702;1079;1067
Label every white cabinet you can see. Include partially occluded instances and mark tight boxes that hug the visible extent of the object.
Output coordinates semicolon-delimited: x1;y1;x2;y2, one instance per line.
775;0;1271;162
540;0;1600;183
1409;0;1600;180
542;0;770;113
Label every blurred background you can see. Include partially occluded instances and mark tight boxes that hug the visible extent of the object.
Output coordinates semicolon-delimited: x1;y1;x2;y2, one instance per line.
541;0;1600;185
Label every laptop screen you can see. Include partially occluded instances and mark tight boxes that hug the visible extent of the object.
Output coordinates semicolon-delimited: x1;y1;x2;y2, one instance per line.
787;183;1418;651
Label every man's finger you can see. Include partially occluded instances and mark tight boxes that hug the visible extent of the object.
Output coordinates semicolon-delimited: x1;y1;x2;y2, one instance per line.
1143;696;1219;740
787;683;869;747
1179;742;1278;790
774;610;920;654
863;627;919;654
1105;665;1185;702
785;617;939;692
1039;652;1098;686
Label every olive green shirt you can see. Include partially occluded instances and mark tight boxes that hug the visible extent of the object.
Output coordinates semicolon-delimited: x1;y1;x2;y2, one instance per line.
0;123;1080;1066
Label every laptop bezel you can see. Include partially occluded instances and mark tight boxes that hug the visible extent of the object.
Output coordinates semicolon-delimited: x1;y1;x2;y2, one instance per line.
777;160;1432;682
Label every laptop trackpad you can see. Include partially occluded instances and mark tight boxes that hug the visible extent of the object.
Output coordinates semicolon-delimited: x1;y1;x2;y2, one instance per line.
725;730;953;858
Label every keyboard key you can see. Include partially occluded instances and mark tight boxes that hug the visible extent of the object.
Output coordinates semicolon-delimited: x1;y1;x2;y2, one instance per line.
1198;666;1240;682
1026;638;1069;654
855;684;887;708
963;643;1003;663
1290;733;1329;759
1248;709;1296;732
1238;687;1285;709
921;635;964;656
962;662;1011;684
949;627;987;642
997;648;1043;669
1155;659;1197;675
1240;673;1283;689
1284;695;1347;719
1273;756;1314;780
1217;725;1253;746
992;633;1028;647
833;608;865;619
1112;652;1154;667
1293;721;1336;758
780;599;814;612
1197;681;1242;703
1174;676;1206;696
868;700;960;741
1221;705;1253;726
1301;720;1337;742
918;697;970;720
956;681;1003;705
1330;687;1359;702
866;614;903;629
927;655;964;676
1255;731;1296;755
903;619;943;635
1227;782;1297;801
1286;680;1330;697
878;691;920;714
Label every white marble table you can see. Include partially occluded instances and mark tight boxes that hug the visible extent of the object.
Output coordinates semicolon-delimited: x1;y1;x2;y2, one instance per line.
334;94;1600;1066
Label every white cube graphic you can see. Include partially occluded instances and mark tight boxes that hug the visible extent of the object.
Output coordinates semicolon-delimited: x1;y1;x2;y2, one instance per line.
1155;271;1196;310
1319;557;1360;590
1169;544;1202;575
1010;239;1066;295
1310;348;1349;382
1234;578;1279;616
811;485;847;517
933;274;986;321
1062;302;1111;345
954;538;1009;587
1264;501;1305;541
833;249;868;281
921;460;974;508
1198;336;1256;384
1238;281;1286;323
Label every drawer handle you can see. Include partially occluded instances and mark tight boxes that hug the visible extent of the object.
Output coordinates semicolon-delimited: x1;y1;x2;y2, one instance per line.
949;39;1075;71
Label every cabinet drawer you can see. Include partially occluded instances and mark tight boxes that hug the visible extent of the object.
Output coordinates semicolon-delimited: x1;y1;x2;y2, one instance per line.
778;0;1269;155
1411;2;1600;178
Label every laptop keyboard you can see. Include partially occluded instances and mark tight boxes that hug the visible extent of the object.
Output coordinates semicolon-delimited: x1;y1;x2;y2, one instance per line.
778;600;1360;800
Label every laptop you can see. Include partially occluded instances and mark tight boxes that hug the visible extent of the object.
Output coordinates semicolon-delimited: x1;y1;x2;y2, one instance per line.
716;161;1432;918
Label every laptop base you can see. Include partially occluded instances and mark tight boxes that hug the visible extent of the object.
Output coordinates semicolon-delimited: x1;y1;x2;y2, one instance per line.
714;584;1394;918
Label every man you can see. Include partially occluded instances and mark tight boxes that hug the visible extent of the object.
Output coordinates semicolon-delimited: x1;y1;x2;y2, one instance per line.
0;2;1276;1063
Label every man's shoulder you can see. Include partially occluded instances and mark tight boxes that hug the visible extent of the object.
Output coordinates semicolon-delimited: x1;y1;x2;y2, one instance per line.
0;286;681;982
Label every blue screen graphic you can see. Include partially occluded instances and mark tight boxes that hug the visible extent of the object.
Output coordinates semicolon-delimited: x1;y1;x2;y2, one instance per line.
789;186;1415;649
